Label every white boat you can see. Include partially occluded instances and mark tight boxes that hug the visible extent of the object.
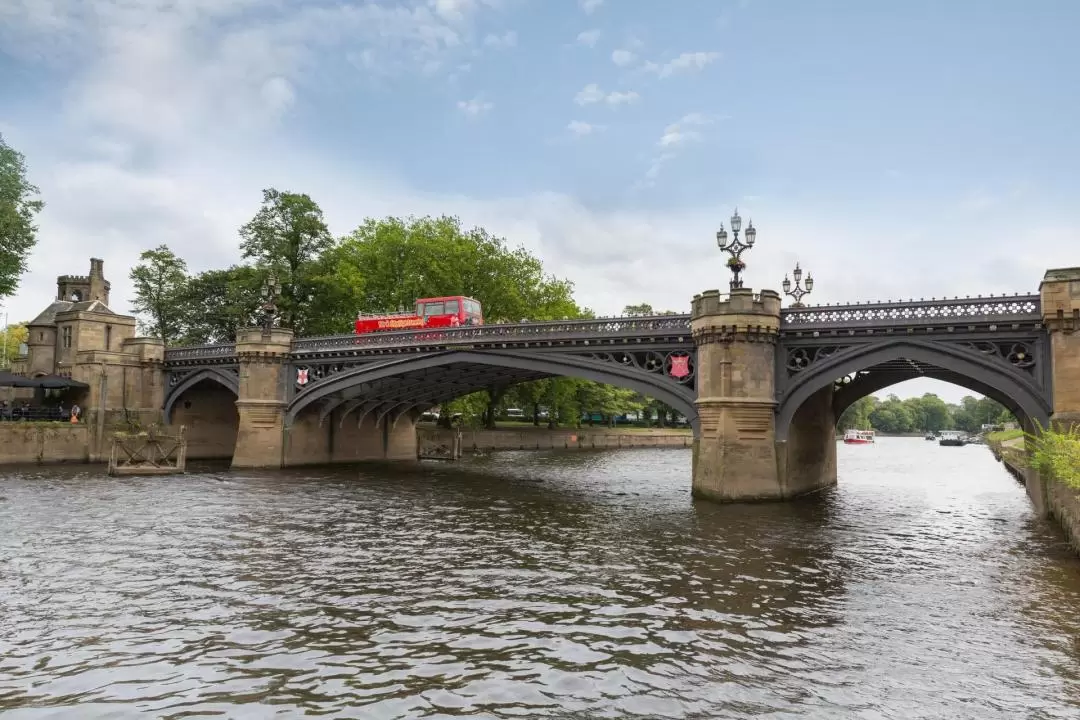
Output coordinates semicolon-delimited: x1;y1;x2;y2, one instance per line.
843;429;875;445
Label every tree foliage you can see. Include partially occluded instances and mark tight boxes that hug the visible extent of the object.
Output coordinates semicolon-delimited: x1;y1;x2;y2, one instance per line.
129;245;189;343
837;391;1013;434
239;188;334;334
1;321;28;367
0;134;45;299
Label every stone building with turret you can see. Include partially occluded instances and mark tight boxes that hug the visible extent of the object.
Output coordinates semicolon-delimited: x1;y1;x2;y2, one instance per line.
8;259;165;438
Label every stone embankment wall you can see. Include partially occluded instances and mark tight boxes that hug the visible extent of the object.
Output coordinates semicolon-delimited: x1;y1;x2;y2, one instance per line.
419;426;693;453
990;437;1080;556
0;423;90;464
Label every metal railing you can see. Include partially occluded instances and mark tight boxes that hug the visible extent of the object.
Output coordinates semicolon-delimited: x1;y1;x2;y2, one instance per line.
291;314;694;353
780;294;1042;329
0;407;79;422
164;343;237;362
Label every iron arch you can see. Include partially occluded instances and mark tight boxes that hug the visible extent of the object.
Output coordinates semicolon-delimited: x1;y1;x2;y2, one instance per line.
776;340;1050;442
287;349;699;431
163;368;239;423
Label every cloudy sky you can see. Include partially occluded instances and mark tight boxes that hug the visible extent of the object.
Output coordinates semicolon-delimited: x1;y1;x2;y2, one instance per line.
1;0;1077;403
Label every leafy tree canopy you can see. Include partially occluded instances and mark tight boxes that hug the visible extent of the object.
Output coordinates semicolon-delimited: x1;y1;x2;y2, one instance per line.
0;134;45;299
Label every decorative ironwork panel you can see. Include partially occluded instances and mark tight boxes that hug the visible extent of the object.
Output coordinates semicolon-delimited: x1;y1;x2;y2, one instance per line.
781;294;1041;329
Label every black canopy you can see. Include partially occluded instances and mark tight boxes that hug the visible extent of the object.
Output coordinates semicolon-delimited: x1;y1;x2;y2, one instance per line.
0;372;89;389
0;371;40;388
34;374;90;390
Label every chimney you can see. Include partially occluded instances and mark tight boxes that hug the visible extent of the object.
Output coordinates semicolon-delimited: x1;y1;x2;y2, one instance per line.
90;258;104;277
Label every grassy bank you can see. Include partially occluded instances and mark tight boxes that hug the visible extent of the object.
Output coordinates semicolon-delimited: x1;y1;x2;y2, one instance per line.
987;428;1025;444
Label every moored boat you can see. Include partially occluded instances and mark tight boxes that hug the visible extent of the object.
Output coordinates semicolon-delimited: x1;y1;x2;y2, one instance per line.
924;432;936;441
938;430;967;446
843;429;875;444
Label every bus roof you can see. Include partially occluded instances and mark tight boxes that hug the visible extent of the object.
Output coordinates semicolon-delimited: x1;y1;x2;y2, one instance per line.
416;296;481;304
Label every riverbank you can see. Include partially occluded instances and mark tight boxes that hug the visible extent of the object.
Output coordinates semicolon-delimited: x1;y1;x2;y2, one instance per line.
417;425;693;452
988;432;1080;556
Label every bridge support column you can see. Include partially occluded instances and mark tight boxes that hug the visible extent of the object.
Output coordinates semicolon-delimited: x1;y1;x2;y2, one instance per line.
691;289;787;502
232;327;294;469
1041;267;1080;431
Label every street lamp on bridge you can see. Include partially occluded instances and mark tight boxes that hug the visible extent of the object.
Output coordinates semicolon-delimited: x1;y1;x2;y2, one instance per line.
716;208;756;290
259;273;282;335
782;263;814;307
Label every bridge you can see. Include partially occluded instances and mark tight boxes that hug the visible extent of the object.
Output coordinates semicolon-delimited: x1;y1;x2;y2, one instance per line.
156;267;1079;504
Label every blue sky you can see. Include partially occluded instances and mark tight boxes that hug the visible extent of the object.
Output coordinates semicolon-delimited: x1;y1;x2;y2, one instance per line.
1;0;1078;403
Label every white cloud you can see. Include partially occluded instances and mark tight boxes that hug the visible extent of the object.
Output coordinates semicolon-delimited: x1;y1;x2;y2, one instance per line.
483;30;517;48
457;97;494;116
574;83;640;106
576;29;601;47
579;0;603;14
567;120;604;137
657;112;711;147
645;51;721;78
611;49;636;66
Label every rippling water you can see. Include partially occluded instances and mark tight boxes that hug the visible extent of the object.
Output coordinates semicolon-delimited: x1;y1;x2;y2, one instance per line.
2;439;1079;718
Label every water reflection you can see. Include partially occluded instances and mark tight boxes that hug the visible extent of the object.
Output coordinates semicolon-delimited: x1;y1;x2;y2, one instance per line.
0;440;1078;718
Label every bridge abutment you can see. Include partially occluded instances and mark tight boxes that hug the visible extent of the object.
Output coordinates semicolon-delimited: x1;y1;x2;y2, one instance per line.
1041;267;1080;431
232;328;293;469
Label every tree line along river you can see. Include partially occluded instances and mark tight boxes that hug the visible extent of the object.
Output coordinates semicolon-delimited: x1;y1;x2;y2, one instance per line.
1;438;1079;719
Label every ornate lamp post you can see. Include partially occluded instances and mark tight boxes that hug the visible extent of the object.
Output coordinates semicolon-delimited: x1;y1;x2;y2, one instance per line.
782;263;814;307
259;274;282;335
715;208;756;290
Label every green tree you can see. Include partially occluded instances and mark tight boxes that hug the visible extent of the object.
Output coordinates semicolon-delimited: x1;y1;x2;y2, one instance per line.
179;265;264;344
332;215;585;324
623;303;680;316
837;395;878;431
0;134;45;299
1;321;28;367
239;188;335;334
129;245;189;343
869;394;915;433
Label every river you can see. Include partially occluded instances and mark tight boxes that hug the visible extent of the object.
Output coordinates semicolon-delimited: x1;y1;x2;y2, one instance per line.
1;439;1079;718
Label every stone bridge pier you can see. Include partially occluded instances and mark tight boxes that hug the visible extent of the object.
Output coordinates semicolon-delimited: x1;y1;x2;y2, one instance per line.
690;288;834;502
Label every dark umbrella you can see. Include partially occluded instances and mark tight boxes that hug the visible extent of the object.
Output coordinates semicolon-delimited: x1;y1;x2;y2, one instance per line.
34;374;90;389
0;370;40;388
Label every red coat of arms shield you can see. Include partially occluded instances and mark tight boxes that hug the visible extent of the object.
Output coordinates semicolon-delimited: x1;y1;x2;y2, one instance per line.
669;355;690;379
297;368;309;385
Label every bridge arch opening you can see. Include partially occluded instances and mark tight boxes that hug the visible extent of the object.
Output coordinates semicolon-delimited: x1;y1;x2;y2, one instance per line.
286;350;700;434
776;339;1051;443
165;371;239;460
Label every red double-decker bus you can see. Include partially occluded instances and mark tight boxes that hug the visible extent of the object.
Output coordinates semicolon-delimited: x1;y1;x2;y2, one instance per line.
354;295;484;335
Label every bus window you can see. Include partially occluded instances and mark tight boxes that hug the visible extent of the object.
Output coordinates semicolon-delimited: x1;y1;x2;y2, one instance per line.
424;302;444;316
444;299;460;315
465;299;482;316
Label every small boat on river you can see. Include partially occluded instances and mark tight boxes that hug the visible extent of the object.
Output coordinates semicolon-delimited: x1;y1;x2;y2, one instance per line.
924;432;937;441
843;429;876;445
938;430;968;446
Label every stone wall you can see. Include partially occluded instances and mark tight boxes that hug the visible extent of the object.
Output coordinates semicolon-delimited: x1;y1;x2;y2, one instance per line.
420;426;693;452
779;384;838;496
0;423;90;464
1047;481;1080;555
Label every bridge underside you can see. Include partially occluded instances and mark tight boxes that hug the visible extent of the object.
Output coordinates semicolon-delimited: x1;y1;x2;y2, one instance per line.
832;356;1041;427
306;362;554;428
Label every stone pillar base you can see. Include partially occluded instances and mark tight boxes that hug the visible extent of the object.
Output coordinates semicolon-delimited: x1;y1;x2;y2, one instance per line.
692;398;784;502
232;399;286;468
1050;412;1080;433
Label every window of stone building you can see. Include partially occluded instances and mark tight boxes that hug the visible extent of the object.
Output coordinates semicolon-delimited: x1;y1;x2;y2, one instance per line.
105;325;112;350
61;326;72;349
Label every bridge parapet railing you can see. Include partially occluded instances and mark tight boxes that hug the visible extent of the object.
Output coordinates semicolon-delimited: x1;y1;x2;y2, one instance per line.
291;314;694;354
781;294;1041;330
164;344;237;363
